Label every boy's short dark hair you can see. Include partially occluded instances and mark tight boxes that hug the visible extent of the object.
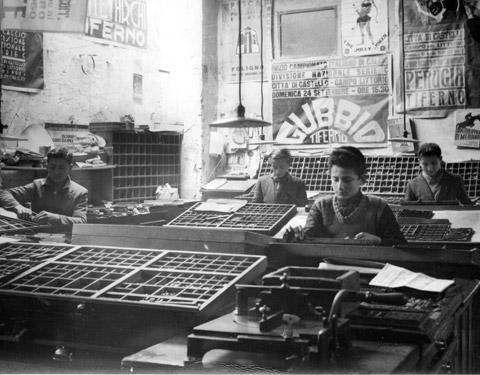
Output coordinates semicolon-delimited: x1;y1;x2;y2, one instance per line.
270;148;291;163
329;146;367;177
47;148;74;165
418;143;442;159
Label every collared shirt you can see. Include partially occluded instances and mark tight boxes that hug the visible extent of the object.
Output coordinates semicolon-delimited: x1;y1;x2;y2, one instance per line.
0;177;88;231
253;173;308;206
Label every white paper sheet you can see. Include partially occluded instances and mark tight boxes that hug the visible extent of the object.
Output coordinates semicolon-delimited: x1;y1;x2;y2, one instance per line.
369;263;454;293
194;199;248;213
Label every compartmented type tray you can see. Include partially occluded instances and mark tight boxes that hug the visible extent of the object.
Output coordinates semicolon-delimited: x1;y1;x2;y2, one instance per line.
258;155;480;199
0;260;34;283
0;243;266;313
165;203;297;235
399;223;473;242
0;242;74;262
0;215;50;235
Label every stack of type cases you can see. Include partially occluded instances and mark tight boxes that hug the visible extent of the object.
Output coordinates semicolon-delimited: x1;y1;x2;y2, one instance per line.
112;132;182;202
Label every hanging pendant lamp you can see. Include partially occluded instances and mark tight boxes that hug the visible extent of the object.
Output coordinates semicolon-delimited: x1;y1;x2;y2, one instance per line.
210;0;271;129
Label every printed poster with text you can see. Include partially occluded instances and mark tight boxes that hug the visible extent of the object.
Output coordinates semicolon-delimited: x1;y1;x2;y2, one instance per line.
220;0;271;83
272;55;389;145
1;30;44;92
454;109;480;149
341;0;388;56
1;0;87;33
400;1;466;113
85;0;147;48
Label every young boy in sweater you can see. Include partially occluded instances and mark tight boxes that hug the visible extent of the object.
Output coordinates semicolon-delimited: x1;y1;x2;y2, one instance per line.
287;146;405;245
404;143;472;205
254;148;308;207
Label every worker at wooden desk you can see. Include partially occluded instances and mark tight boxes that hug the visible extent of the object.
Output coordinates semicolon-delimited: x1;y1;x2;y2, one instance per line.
0;148;88;231
404;143;472;205
287;146;405;245
253;148;308;206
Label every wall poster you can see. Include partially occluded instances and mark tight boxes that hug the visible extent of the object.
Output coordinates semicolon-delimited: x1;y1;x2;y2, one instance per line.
454;109;480;149
1;30;44;92
1;0;87;32
341;0;389;56
272;55;390;145
85;0;147;48
399;0;466;113
219;0;271;83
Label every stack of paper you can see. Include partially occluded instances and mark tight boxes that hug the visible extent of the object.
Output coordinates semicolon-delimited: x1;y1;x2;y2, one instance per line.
369;263;454;293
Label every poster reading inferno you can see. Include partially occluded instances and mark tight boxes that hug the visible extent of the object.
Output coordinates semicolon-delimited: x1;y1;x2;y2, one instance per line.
272;55;389;145
220;0;271;83
1;30;44;92
85;0;147;48
341;0;389;56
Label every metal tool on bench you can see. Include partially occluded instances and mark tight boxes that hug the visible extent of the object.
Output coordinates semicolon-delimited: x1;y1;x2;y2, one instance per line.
185;270;406;369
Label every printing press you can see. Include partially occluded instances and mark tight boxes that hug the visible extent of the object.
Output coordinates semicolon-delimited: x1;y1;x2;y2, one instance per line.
178;267;478;372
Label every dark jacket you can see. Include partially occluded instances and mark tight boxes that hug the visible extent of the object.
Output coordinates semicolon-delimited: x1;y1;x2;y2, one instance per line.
0;177;88;230
404;171;472;204
254;173;308;206
304;194;406;246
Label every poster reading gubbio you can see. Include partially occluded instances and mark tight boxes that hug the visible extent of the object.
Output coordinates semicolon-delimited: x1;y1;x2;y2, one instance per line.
272;55;390;146
341;0;389;56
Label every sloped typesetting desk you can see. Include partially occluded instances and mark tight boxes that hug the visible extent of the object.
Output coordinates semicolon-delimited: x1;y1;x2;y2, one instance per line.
1;165;115;205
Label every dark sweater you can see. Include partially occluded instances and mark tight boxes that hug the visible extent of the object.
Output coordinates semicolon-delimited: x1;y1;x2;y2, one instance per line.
404;171;472;204
304;193;406;245
254;173;308;206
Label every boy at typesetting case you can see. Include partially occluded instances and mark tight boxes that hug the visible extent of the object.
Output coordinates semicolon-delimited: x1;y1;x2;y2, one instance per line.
404;143;472;205
254;148;308;207
288;146;405;245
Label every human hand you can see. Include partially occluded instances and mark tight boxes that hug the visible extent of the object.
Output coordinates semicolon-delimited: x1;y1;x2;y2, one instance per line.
284;225;305;242
14;205;33;221
353;232;381;244
32;211;59;225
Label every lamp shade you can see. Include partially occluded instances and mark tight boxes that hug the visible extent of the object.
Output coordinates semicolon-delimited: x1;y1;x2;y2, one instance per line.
210;105;271;128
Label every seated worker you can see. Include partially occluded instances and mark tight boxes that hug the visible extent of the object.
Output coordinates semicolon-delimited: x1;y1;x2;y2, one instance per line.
254;148;308;206
0;148;88;231
404;143;472;205
288;146;405;245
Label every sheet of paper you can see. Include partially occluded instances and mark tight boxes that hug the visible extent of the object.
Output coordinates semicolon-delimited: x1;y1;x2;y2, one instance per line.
369;263;454;293
194;199;248;213
319;262;380;275
201;179;227;190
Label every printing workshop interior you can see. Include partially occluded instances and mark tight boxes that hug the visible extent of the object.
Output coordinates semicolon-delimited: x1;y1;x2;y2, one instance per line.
1;0;480;373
